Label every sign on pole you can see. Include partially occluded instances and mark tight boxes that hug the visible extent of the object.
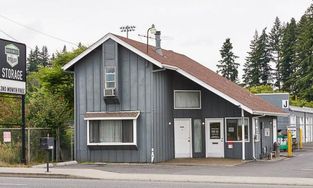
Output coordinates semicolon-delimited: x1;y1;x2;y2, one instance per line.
0;39;26;95
3;131;11;143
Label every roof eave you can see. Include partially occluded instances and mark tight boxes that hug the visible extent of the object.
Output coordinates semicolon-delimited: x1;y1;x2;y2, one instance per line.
62;33;163;71
252;110;289;117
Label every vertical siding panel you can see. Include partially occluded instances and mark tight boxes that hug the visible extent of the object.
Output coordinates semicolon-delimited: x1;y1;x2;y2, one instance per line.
137;58;146;162
74;71;80;160
121;47;131;111
86;58;94;112
78;61;88;161
93;49;101;112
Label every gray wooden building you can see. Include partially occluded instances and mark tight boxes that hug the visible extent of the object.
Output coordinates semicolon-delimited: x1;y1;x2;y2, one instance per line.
258;93;313;144
63;32;286;162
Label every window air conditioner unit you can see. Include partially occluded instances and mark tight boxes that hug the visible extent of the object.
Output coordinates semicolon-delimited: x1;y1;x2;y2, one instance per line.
104;88;116;97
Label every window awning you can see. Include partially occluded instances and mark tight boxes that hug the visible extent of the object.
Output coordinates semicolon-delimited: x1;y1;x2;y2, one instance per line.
84;111;140;120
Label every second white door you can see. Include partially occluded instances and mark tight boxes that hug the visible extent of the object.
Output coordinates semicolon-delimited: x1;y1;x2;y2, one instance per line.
205;118;224;158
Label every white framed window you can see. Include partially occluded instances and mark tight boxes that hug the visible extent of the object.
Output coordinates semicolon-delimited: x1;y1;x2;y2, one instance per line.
104;67;116;96
105;67;116;89
174;90;201;109
225;117;249;142
86;118;137;146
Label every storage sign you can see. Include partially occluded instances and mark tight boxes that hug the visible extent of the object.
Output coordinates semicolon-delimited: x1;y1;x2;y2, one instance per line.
0;39;26;95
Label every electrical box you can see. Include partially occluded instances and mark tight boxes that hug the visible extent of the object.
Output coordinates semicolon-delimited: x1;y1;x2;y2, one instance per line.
40;137;54;150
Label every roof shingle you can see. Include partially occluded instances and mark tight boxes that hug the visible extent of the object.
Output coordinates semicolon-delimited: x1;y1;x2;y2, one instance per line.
114;34;285;115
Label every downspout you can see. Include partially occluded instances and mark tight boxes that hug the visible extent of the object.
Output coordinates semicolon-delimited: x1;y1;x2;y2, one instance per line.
240;106;245;160
252;117;256;160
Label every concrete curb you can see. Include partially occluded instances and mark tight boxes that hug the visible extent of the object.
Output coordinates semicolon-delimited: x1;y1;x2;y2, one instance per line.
0;172;79;179
1;167;313;186
32;161;78;168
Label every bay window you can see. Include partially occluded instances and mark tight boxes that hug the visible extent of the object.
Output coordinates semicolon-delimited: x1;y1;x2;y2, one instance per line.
85;111;139;146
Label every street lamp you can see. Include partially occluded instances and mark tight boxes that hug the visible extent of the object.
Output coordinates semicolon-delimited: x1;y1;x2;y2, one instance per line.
146;24;156;53
120;25;136;38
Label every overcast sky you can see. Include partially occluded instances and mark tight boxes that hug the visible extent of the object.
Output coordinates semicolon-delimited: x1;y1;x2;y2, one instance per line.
0;0;311;77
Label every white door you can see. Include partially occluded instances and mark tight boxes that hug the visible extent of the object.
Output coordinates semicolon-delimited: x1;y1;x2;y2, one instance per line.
174;119;192;158
205;118;224;157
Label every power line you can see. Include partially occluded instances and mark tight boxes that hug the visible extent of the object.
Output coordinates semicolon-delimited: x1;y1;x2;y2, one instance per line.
0;28;18;41
0;14;78;47
0;28;33;51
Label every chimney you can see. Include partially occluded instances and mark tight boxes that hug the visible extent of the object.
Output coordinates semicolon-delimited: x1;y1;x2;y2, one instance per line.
155;31;163;55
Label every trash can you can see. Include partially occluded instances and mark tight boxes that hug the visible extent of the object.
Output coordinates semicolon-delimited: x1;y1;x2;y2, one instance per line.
278;135;288;151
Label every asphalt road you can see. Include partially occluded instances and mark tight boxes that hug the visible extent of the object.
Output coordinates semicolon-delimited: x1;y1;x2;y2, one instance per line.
60;147;313;178
0;177;311;188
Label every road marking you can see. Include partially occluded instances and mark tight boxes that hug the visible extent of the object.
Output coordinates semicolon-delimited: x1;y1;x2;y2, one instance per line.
0;183;26;186
300;169;313;171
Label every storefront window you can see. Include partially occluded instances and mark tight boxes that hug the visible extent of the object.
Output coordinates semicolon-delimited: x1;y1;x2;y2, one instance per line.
226;118;249;142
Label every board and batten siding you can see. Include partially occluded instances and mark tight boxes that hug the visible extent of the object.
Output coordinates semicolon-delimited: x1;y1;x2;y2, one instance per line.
171;72;255;159
74;39;169;162
152;70;174;162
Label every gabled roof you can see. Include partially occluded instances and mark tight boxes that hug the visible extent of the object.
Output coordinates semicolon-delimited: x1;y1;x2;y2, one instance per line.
63;33;287;116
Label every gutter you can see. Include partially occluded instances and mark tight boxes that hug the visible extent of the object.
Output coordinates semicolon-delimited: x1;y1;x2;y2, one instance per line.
253;111;288;117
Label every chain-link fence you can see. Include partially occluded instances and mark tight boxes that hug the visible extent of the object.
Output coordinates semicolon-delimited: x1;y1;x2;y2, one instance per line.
0;127;74;165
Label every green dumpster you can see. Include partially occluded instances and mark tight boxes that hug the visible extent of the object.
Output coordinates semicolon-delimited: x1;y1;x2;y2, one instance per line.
278;135;288;151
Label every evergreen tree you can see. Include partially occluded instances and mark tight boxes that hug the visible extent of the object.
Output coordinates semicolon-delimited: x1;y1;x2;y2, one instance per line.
292;4;313;100
243;31;260;86
280;18;297;92
256;28;272;85
40;46;50;67
27;46;40;72
217;38;239;82
62;45;67;53
269;17;283;88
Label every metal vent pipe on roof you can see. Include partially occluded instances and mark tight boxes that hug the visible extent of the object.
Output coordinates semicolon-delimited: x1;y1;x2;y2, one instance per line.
155;31;163;56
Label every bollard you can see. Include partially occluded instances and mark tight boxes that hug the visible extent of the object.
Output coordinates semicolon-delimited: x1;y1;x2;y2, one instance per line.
287;130;293;157
299;128;303;149
274;142;280;158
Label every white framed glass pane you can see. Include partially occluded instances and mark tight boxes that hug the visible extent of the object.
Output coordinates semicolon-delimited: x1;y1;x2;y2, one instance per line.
226;118;249;142
106;67;115;73
226;119;238;141
89;120;134;144
106;74;115;82
174;91;201;109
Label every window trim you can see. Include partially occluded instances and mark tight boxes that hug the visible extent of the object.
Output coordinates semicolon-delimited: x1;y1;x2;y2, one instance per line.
86;118;137;146
225;117;250;143
174;90;201;109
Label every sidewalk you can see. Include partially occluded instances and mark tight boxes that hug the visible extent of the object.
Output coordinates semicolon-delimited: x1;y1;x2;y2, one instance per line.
1;167;313;186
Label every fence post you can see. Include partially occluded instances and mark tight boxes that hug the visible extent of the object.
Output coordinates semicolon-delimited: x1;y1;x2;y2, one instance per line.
27;128;31;163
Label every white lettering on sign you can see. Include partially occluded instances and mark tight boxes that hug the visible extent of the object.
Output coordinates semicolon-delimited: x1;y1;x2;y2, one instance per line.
1;68;23;80
3;131;11;143
282;100;289;109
